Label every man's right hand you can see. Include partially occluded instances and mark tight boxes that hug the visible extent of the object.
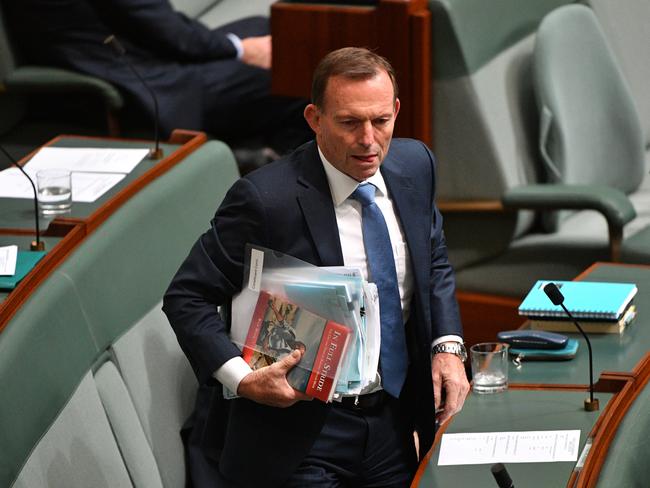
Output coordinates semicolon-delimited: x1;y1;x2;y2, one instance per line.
237;349;312;407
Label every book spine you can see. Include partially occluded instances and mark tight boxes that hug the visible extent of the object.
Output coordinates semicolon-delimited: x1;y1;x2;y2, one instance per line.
519;309;619;320
242;290;272;363
529;320;622;334
305;322;349;402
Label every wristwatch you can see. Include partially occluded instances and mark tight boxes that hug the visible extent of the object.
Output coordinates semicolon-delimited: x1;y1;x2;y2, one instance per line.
432;342;468;362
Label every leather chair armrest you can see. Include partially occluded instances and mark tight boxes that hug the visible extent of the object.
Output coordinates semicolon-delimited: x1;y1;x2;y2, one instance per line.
502;184;637;261
3;66;124;110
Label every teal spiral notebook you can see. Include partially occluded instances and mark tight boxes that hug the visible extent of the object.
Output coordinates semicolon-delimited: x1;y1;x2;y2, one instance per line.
518;280;637;320
0;251;46;290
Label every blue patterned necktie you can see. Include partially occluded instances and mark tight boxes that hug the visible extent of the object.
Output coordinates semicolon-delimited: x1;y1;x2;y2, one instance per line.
351;182;408;398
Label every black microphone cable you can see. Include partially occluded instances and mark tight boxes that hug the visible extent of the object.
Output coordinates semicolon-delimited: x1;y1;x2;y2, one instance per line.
103;34;163;159
0;145;44;251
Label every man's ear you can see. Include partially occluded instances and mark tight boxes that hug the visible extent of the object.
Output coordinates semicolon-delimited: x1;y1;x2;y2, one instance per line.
394;98;401;119
303;104;320;134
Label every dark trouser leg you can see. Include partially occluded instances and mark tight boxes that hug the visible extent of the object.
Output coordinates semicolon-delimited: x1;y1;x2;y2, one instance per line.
201;17;312;155
283;398;418;488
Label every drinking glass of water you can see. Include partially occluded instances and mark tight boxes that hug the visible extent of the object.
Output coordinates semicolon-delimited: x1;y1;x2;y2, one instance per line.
36;169;72;216
470;342;509;394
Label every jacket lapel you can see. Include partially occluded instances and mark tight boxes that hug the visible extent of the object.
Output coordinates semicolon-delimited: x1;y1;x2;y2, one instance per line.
296;144;344;267
381;157;431;297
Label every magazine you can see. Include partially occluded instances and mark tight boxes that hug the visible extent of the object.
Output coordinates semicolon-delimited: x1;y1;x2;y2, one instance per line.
241;291;351;402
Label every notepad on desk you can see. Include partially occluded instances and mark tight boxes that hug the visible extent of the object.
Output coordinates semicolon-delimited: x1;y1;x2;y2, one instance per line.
529;305;637;334
519;280;637;320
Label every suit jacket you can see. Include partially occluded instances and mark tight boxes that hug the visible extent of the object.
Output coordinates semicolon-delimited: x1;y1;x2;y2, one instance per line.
163;139;463;487
4;0;263;136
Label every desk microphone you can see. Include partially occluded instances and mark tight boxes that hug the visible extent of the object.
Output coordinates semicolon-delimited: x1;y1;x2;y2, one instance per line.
0;145;44;251
544;282;599;411
103;34;163;160
491;463;514;488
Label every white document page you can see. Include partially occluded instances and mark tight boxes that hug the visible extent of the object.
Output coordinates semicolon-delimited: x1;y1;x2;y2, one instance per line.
71;172;126;203
24;147;149;174
0;245;18;276
362;281;380;389
0;168;36;199
0;168;126;203
438;430;581;466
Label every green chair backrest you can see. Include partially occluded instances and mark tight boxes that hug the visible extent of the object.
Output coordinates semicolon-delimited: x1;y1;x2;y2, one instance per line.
595;379;650;487
428;0;573;270
0;140;239;487
534;5;645;206
431;0;572;78
586;0;650;148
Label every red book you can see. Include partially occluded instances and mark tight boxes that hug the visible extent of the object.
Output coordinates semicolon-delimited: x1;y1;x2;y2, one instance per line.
241;290;351;402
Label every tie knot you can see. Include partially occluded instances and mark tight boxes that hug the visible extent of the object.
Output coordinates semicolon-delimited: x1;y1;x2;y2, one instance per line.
351;183;376;207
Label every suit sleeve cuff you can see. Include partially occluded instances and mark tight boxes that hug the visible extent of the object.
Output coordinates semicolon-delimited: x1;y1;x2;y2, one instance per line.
432;334;463;347
213;356;253;393
226;33;244;59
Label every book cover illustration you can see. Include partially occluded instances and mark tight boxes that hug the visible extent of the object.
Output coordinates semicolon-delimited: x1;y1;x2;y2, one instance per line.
283;281;365;391
242;291;351;402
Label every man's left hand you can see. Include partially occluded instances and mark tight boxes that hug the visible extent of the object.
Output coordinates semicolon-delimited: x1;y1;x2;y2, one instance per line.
241;35;271;69
432;351;470;424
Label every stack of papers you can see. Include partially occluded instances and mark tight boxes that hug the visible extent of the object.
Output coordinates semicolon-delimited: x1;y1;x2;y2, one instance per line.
0;147;150;203
228;246;382;402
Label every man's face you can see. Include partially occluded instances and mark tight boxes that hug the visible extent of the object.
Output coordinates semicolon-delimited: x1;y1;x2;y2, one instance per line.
304;71;400;182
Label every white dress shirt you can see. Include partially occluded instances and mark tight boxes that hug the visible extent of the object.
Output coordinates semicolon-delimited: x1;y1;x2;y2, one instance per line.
214;147;462;393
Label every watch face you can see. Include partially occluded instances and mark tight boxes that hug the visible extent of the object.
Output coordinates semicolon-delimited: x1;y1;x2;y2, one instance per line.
458;344;468;362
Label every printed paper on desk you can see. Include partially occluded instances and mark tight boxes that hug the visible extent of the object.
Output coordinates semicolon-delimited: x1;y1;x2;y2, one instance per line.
0;168;125;202
24;147;149;174
438;430;580;466
0;168;38;199
0;245;18;276
71;172;126;202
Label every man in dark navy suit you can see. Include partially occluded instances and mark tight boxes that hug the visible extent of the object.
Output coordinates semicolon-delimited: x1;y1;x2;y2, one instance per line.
5;0;310;157
163;47;469;487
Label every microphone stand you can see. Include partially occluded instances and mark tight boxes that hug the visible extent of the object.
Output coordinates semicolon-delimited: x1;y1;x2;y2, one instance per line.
543;283;599;411
103;35;163;160
558;301;599;411
0;146;44;251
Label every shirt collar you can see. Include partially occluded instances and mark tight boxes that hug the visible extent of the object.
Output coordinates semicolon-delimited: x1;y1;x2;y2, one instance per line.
318;146;388;206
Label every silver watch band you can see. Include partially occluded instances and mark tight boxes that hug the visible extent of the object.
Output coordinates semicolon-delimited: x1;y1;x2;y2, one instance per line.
432;342;467;362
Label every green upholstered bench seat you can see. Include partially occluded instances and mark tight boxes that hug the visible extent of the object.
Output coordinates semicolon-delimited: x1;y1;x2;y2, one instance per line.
595;377;650;487
0;140;238;488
